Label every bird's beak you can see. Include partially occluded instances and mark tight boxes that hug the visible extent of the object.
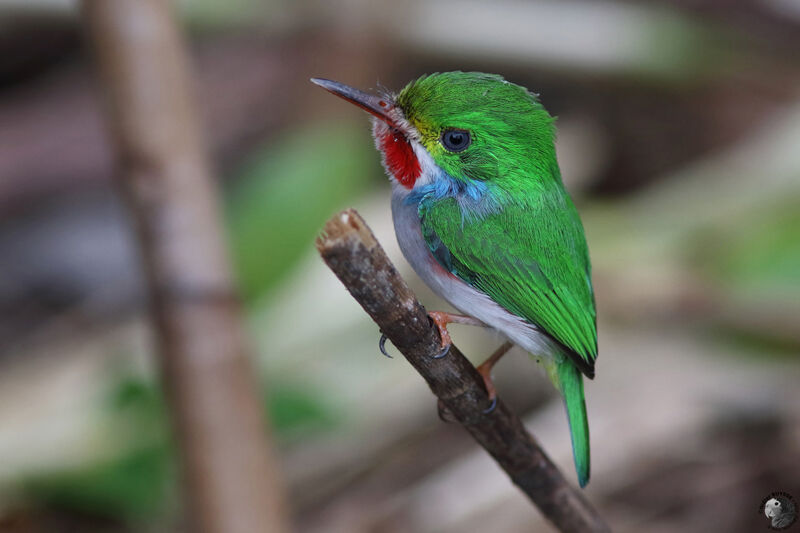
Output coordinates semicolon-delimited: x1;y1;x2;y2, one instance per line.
311;78;399;129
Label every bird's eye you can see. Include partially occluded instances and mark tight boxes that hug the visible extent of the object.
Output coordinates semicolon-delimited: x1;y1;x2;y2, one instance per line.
441;129;471;152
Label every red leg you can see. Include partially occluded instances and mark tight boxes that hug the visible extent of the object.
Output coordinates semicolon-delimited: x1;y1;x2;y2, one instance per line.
476;341;514;405
428;311;486;351
380;313;484;359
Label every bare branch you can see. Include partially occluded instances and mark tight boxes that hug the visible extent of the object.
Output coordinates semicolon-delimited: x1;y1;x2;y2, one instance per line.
317;209;610;533
80;1;290;532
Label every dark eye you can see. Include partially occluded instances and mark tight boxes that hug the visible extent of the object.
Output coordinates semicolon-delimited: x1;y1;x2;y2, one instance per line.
441;129;471;152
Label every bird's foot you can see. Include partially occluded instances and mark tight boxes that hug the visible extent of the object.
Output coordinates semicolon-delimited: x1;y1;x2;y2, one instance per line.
427;311;484;359
427;311;454;358
475;341;514;414
380;309;482;359
476;364;498;414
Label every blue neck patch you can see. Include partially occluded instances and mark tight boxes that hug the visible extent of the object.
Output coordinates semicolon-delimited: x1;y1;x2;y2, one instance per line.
404;170;505;222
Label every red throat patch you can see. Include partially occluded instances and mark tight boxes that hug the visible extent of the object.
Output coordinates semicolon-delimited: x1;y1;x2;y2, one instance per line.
379;130;421;189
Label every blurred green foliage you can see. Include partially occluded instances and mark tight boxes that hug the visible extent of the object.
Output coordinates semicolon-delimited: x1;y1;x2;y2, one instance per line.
22;373;339;522
24;446;173;522
265;383;340;441
693;199;800;299
23;379;174;521
226;121;378;304
182;0;275;28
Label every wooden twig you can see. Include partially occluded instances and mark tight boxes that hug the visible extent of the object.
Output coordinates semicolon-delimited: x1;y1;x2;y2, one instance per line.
80;2;290;532
317;209;610;533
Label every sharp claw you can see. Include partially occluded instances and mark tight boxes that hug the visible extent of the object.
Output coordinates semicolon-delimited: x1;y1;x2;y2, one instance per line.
482;395;498;414
431;343;450;359
379;334;392;358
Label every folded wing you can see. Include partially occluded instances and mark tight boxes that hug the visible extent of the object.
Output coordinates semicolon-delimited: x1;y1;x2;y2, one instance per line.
419;193;598;376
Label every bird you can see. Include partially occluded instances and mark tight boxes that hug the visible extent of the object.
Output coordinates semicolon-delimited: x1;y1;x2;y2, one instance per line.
765;496;797;529
311;72;597;487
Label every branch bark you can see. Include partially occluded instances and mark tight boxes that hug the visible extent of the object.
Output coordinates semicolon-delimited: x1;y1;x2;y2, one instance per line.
317;209;610;533
80;1;290;532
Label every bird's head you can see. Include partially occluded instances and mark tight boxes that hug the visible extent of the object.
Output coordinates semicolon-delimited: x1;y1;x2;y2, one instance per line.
765;498;782;518
312;72;557;196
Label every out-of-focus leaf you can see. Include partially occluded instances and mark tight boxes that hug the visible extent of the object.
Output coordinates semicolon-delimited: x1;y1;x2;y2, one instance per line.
21;377;174;520
691;199;800;298
109;377;169;441
179;0;279;28
226;121;378;304
21;371;340;521
23;445;174;521
266;384;339;441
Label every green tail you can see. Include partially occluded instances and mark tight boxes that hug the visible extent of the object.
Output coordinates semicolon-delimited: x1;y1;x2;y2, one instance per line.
558;361;590;488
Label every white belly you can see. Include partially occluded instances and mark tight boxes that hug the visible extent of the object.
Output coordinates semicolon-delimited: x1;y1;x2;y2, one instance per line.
390;190;562;360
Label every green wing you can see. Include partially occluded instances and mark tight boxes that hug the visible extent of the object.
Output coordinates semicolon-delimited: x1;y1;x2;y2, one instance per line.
419;191;597;376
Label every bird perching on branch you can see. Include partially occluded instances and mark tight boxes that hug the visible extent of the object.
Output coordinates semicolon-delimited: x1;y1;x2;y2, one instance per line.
312;72;598;488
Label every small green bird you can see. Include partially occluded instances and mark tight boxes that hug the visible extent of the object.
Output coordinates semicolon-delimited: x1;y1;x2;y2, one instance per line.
312;72;597;487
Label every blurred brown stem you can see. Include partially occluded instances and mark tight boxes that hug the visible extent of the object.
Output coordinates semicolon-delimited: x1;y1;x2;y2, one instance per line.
317;209;610;533
80;1;290;532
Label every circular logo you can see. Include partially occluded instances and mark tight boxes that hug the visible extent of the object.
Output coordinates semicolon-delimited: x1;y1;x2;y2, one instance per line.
760;492;797;530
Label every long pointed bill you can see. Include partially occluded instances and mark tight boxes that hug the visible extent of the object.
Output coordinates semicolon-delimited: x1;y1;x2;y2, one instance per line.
310;77;399;129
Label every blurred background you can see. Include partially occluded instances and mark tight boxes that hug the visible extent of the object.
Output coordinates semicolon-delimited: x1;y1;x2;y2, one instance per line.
0;0;799;531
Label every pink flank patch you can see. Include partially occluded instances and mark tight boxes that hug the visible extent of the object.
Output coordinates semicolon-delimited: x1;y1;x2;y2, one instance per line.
379;130;421;189
428;252;459;280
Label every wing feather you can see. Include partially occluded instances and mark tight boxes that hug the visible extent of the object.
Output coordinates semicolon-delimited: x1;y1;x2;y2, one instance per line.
419;192;597;376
